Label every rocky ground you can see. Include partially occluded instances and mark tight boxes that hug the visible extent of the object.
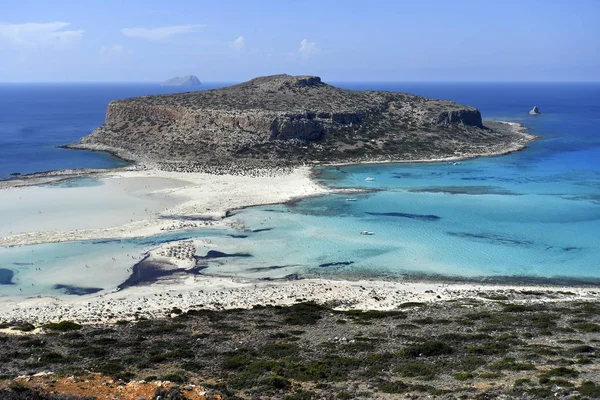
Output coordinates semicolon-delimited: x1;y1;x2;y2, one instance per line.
1;298;599;399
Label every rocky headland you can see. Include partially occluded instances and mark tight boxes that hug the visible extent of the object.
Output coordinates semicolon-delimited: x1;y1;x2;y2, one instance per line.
69;74;535;172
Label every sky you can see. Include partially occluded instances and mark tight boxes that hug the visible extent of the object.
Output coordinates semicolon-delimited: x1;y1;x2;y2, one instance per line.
0;0;599;82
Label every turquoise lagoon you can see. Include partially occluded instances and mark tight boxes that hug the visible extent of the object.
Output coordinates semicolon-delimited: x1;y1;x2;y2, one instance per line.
1;83;599;298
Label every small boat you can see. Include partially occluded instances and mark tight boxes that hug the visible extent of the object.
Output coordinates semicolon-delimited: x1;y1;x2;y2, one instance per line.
345;198;357;201
365;177;375;181
360;231;374;235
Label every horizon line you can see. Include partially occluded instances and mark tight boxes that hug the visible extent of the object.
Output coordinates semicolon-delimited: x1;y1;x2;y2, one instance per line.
1;80;599;84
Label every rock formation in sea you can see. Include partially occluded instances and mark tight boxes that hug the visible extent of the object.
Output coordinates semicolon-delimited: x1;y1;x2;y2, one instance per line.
72;74;534;170
529;105;541;115
161;75;202;86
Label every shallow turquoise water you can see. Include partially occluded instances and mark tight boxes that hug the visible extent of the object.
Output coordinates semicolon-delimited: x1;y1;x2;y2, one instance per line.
1;83;599;298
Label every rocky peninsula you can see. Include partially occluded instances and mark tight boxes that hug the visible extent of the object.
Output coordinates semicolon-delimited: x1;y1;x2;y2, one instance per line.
69;74;535;172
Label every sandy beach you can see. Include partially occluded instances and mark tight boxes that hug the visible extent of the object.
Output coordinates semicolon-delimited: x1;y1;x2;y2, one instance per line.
1;274;598;325
0;166;329;247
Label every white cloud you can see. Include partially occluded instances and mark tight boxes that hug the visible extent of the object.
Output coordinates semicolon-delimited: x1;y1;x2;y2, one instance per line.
121;25;205;41
297;39;320;60
230;35;244;52
0;22;84;48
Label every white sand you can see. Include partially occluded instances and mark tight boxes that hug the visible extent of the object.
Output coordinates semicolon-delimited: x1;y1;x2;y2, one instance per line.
0;177;187;237
1;275;598;324
0;167;329;247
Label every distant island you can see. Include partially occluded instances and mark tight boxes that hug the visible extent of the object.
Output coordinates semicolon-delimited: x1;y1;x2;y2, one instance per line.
161;75;202;86
71;74;535;171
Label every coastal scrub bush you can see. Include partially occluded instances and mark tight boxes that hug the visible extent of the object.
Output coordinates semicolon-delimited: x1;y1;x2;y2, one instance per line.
490;357;536;371
402;341;453;358
395;363;435;378
11;323;35;332
578;381;600;397
343;310;406;321
467;341;510;355
453;372;475;381
263;374;292;390
288;357;362;382
92;362;124;376
378;380;409;394
571;345;595;353
279;302;325;325
261;343;300;358
39;351;65;364
228;360;281;389
458;355;486;372
42;321;81;331
574;322;600;333
398;302;425;308
159;372;188;384
222;351;256;370
539;367;579;379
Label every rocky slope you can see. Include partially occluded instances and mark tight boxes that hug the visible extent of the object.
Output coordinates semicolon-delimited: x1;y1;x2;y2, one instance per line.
72;74;534;170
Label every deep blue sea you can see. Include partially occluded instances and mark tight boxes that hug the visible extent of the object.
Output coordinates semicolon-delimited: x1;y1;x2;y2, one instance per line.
1;82;599;297
0;83;228;179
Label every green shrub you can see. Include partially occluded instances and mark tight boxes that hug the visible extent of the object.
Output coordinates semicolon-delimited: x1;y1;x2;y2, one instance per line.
280;302;325;326
490;357;536;371
574;323;600;333
395;363;435;378
42;321;82;331
571;345;595;353
539;367;578;378
39;351;65;363
378;380;409;394
261;343;300;359
454;372;475;381
344;310;406;320
336;391;353;399
398;302;425;308
578;381;600;397
263;374;291;390
11;323;35;332
402;341;453;358
93;362;124;376
223;354;255;370
159;372;187;384
9;381;29;393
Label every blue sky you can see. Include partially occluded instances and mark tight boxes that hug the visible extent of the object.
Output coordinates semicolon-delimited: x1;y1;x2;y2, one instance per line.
1;0;598;82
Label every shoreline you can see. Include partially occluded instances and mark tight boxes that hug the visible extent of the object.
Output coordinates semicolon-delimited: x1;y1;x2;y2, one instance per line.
1;275;598;325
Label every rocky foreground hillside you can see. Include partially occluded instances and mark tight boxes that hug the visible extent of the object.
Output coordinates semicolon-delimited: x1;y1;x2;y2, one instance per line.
72;75;534;170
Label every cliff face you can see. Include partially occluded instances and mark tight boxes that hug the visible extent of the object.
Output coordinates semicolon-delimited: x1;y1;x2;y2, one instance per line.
76;74;527;169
